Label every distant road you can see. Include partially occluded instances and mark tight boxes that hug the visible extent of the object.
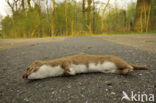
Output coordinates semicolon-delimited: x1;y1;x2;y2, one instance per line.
0;34;155;103
0;37;65;50
0;34;156;53
102;34;156;53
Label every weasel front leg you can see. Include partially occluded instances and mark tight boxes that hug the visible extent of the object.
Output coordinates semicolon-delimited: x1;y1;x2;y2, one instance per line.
61;62;76;75
67;68;76;75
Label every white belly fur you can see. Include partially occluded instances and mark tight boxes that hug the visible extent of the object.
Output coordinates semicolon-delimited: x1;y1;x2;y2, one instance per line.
28;65;64;79
28;61;117;79
70;61;117;74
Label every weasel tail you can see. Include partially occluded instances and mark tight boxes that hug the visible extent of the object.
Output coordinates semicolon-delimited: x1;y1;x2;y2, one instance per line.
131;64;149;70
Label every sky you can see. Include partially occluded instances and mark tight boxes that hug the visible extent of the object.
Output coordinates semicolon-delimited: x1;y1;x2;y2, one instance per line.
0;0;9;17
0;0;137;18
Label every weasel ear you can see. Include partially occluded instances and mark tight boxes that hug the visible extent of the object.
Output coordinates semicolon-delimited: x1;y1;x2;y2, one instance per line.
34;61;42;66
31;61;43;72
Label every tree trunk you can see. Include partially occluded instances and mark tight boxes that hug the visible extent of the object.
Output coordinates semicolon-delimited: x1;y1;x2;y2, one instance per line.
87;0;92;34
82;0;86;21
101;0;110;32
21;0;25;12
151;0;156;30
82;0;87;32
31;23;40;37
71;20;74;36
92;0;95;33
65;0;68;35
27;0;31;9
134;0;152;32
82;0;86;15
51;0;55;37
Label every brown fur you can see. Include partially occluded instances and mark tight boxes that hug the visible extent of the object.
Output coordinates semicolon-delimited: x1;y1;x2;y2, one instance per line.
23;54;149;79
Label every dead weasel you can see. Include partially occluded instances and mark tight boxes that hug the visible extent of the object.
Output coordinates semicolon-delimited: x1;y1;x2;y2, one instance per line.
23;54;149;80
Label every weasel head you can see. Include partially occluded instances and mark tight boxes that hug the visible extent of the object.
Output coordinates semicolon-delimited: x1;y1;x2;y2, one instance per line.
23;61;43;80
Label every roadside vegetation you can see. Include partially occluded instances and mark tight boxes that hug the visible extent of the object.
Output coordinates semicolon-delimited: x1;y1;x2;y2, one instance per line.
0;0;156;38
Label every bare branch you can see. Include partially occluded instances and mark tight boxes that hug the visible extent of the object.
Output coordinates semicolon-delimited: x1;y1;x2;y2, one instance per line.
6;0;15;13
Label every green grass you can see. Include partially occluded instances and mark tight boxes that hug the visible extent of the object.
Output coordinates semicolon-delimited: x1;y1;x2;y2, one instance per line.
0;32;155;39
149;29;156;33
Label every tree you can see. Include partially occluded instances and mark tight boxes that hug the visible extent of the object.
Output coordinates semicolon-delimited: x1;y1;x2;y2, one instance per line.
6;0;20;15
65;0;68;35
134;0;152;32
101;0;110;32
27;0;32;9
2;0;150;38
21;0;25;12
151;0;156;31
126;2;136;31
87;0;92;34
51;0;55;37
82;0;86;17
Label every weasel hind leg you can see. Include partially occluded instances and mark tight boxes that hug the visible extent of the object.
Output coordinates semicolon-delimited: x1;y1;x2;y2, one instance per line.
116;65;134;75
67;68;76;75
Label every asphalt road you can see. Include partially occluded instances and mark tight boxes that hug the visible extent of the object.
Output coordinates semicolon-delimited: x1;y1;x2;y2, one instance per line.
0;36;156;103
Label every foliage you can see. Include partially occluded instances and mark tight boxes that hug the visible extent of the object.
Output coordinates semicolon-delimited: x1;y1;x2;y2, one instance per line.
0;0;155;38
151;0;156;31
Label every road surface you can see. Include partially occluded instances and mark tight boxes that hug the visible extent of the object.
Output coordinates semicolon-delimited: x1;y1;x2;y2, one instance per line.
0;35;156;103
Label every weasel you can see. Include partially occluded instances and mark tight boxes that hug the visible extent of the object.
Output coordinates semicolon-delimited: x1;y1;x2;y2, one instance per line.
23;54;149;80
